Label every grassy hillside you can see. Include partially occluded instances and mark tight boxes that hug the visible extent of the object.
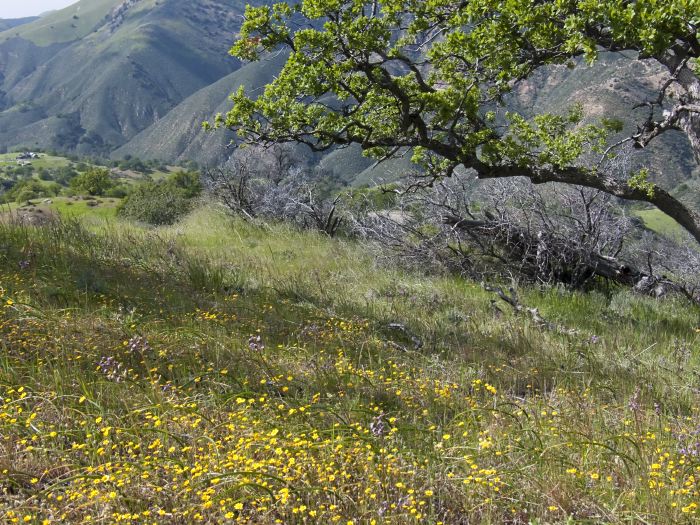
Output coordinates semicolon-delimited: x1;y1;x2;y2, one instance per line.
0;0;121;45
0;205;699;523
0;17;38;33
634;209;686;239
114;52;289;166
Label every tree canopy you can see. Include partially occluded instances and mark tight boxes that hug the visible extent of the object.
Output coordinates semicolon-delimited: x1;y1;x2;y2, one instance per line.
215;0;700;241
70;168;113;196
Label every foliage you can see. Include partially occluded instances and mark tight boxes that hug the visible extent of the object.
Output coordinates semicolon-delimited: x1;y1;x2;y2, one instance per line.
167;170;203;199
628;168;657;198
3;179;60;203
69;168;114;196
117;182;193;226
218;0;700;241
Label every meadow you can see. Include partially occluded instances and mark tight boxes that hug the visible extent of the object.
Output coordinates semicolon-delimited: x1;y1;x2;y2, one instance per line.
0;205;699;524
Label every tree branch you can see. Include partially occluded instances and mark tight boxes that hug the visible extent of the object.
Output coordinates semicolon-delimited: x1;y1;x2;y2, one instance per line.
468;160;700;245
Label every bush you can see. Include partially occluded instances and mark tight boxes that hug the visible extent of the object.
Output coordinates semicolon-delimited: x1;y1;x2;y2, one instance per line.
54;166;79;185
7;180;60;203
166;170;202;198
118;183;192;225
105;185;129;199
70;168;113;196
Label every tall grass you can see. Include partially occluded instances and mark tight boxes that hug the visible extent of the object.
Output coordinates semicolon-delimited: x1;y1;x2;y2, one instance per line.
0;207;699;523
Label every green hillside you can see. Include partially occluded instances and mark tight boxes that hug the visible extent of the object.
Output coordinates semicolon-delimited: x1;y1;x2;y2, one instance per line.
0;0;252;156
0;17;38;32
1;205;699;523
0;0;121;45
114;52;289;165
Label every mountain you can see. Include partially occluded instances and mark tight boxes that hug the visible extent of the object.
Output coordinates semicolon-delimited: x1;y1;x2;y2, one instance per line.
509;53;698;189
0;0;251;156
114;50;415;185
114;52;288;166
0;0;696;191
0;16;39;32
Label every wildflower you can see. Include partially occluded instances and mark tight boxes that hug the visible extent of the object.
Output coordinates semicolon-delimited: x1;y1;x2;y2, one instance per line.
370;413;387;437
629;387;641;412
248;335;264;351
127;335;151;354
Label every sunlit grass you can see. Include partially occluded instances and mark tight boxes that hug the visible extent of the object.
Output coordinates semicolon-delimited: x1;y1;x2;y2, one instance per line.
634;208;685;239
0;207;699;524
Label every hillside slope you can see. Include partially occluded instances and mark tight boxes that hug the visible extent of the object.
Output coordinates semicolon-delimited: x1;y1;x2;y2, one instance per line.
1;206;700;523
114;52;289;166
0;16;39;32
0;0;253;155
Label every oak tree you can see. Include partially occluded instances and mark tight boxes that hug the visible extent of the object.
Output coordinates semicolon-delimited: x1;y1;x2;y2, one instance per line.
215;0;700;241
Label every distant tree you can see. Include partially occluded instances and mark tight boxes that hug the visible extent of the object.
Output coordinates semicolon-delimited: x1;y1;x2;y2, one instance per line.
7;180;60;203
218;0;700;243
54;166;79;186
70;168;113;196
117;156;151;174
167;170;202;199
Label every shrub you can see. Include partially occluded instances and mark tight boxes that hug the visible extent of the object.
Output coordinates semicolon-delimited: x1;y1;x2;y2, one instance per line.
7;180;60;203
70;168;113;196
166;170;202;199
118;183;191;225
105;185;129;199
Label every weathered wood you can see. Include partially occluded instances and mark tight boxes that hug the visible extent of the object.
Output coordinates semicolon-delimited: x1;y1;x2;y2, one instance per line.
442;213;643;287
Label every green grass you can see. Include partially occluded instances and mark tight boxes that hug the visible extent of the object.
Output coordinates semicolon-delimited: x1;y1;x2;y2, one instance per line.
3;196;120;220
634;208;685;239
0;205;699;524
0;153;73;170
50;196;120;219
0;0;122;46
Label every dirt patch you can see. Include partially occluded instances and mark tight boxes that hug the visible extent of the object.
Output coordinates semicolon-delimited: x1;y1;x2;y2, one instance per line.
0;205;58;226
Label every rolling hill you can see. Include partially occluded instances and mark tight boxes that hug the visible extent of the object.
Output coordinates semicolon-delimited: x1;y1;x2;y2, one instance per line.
113;51;289;166
0;16;39;32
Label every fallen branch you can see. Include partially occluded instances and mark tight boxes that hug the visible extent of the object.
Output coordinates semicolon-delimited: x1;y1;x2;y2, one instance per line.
483;284;577;335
